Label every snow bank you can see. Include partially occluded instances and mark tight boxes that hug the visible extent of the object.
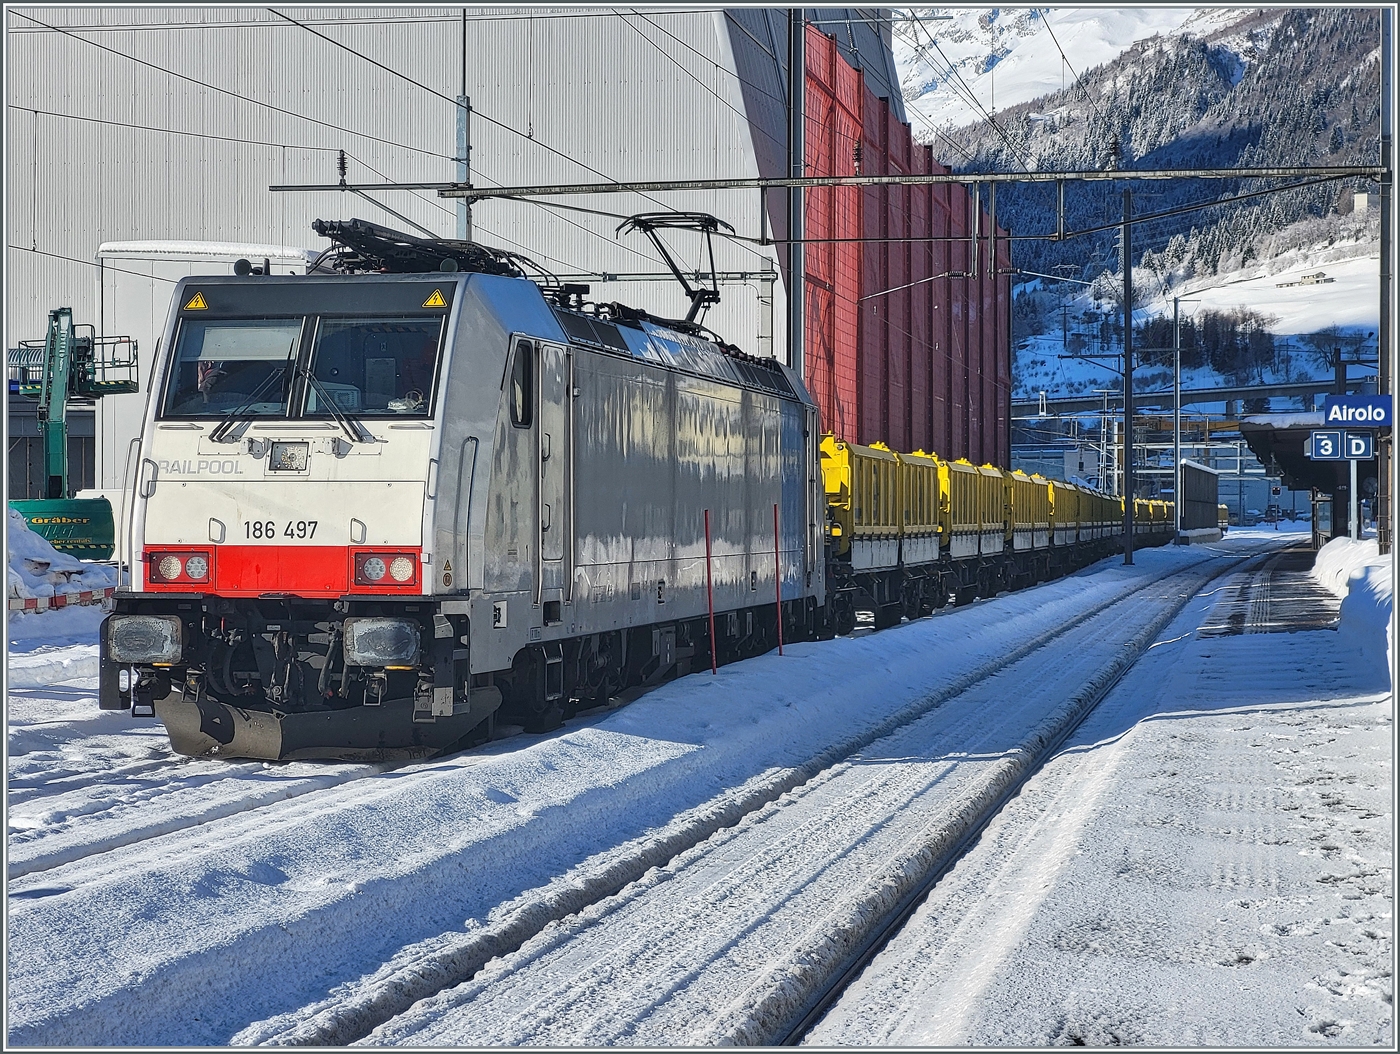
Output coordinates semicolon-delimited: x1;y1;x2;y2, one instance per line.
7;508;115;688
7;507;118;601
1312;536;1393;684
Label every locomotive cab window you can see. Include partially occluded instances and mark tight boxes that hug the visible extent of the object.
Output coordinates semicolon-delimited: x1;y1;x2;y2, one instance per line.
304;315;444;416
509;341;533;428
162;318;301;417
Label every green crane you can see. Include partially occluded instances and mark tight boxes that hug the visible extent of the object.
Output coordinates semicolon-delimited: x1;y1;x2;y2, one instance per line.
9;307;138;559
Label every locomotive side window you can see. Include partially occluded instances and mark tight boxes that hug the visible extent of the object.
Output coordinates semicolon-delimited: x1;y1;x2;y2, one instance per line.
162;319;301;417
510;342;534;427
304;316;444;416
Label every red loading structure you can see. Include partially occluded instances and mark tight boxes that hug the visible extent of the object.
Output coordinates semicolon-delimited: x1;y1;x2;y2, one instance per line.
803;25;1012;468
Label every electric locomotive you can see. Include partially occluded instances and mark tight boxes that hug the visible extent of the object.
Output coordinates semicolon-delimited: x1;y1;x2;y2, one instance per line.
99;219;825;760
100;218;1173;761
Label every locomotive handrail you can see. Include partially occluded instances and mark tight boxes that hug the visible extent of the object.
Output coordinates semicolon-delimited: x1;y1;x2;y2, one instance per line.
452;436;479;592
119;435;140;579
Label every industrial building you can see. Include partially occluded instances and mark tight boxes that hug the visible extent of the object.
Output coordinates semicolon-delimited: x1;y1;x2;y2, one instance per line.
7;7;1010;496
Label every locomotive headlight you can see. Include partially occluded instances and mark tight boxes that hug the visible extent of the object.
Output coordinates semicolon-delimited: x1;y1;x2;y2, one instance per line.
108;615;183;664
183;555;209;581
361;557;387;582
342;618;420;667
388;556;415;583
157;555;184;581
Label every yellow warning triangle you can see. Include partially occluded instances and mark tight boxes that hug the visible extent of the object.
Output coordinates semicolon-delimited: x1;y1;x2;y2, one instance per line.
422;289;447;308
184;291;208;310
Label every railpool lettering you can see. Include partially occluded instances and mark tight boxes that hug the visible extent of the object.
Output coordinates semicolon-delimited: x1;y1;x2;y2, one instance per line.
157;459;246;475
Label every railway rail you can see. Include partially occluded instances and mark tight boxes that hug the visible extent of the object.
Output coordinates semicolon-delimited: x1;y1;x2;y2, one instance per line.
8;535;1297;1047
338;550;1253;1046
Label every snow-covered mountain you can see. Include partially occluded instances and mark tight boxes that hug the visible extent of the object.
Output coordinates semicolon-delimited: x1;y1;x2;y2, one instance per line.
895;8;1265;136
890;8;1383;398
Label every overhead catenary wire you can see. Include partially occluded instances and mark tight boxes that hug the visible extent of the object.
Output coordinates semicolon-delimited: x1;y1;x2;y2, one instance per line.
9;9;456;161
266;6;740;249
266;8;782;271
901;13;1034;172
4;8;731;33
1037;9;1115;132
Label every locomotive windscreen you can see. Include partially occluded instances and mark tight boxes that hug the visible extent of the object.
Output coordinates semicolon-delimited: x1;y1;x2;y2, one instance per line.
159;279;454;420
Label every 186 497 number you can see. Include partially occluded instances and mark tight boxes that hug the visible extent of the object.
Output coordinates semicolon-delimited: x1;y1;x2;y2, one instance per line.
245;520;318;539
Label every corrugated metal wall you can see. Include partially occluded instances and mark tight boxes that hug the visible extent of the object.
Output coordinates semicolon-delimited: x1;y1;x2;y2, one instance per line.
6;6;785;350
803;26;1011;467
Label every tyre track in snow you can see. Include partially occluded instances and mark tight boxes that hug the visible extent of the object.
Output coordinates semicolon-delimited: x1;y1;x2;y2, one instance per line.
348;555;1251;1047
239;549;1260;1047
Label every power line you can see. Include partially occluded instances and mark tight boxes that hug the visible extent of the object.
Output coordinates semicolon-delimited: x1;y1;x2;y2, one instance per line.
1037;9;1114;132
9;10;456;161
264;9;735;271
8;104;348;155
902;14;1034;171
9;244;180;284
6;9;730;34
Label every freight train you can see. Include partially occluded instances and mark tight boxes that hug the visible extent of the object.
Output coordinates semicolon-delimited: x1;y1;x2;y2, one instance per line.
99;218;1174;761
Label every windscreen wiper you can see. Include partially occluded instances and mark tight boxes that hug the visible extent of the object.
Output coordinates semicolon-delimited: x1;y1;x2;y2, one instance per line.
297;363;373;445
210;366;288;443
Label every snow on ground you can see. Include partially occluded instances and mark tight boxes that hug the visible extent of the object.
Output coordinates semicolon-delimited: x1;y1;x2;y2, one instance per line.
6;539;1256;1046
1013;252;1378;400
811;550;1392;1047
1170;253;1382;338
1312;536;1394;685
6;507;117;602
6;530;1387;1048
6;509;118;689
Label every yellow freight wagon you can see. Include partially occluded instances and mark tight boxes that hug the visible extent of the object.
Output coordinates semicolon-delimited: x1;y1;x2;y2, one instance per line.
1049;479;1080;547
1006;470;1051;551
820;436;900;570
898;448;945;566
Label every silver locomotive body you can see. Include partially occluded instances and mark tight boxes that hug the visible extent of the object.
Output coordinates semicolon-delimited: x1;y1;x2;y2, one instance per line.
100;271;824;759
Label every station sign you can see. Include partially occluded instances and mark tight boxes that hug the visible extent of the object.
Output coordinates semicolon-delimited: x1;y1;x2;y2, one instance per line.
1345;431;1375;460
1308;430;1376;460
1322;394;1392;428
1309;430;1343;460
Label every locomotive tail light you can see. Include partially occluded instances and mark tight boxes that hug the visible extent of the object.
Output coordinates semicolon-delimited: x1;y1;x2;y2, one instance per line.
108;615;183;664
342;618;420;667
148;550;214;585
353;551;418;587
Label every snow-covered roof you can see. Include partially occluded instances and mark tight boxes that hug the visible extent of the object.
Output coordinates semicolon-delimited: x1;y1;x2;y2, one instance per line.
1240;412;1325;429
96;241;316;263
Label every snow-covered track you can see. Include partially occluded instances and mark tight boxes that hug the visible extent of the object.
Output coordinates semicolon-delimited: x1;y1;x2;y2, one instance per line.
261;552;1256;1047
776;551;1263;1043
8;540;1292;1047
7;758;389;881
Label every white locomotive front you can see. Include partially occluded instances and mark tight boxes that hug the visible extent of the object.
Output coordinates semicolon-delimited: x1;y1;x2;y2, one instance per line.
100;254;825;760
